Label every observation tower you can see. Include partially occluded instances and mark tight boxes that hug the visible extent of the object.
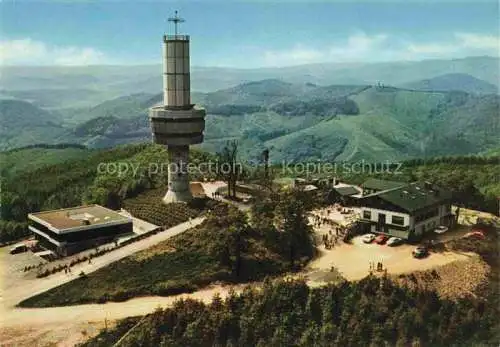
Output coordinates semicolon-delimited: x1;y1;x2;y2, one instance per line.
149;11;206;203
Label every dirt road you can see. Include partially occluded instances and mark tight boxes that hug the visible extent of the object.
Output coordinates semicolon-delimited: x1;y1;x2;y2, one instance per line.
0;283;246;346
0;217;205;310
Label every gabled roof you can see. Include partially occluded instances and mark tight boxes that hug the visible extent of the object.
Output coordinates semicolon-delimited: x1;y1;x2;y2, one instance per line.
372;182;451;213
334;186;360;196
361;178;406;191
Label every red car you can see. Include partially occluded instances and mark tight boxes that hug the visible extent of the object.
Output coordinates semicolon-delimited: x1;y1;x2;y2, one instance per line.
374;234;389;245
463;230;486;239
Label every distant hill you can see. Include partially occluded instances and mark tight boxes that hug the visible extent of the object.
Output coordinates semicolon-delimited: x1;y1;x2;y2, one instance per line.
1;77;499;162
2;56;499;109
401;73;498;94
0;144;91;177
69;83;500;163
59;92;156;125
0;100;69;150
0;88;112;109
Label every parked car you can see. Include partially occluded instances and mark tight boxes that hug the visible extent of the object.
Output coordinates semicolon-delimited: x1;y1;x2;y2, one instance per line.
386;237;404;247
374;234;389;245
434;226;448;234
463;230;486;239
9;244;28;255
361;233;376;243
412;245;429;258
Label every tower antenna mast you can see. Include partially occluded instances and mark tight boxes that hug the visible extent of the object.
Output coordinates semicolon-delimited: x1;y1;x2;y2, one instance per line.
168;10;185;36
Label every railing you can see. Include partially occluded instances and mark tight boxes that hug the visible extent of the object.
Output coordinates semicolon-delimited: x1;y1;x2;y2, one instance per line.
164;34;189;41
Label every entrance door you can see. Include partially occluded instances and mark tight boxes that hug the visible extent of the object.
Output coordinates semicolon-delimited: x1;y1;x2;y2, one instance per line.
378;213;386;224
378;213;387;233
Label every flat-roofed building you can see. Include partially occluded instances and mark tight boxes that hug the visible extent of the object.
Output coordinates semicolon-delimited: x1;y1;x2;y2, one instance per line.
28;205;133;256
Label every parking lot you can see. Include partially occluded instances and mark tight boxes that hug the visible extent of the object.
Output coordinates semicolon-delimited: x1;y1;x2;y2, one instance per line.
0;245;48;299
306;233;473;282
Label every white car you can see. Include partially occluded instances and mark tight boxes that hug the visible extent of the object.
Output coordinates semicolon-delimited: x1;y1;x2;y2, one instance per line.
361;233;376;243
386;237;404;247
434;226;448;234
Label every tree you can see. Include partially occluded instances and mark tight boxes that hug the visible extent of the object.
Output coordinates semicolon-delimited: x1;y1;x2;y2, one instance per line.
227;223;249;278
274;188;314;267
207;206;249;277
218;141;240;199
262;148;270;179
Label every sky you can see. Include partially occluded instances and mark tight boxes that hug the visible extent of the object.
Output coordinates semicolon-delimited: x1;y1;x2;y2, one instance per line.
1;0;499;68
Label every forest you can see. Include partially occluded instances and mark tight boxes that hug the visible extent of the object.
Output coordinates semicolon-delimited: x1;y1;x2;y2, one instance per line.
80;224;499;347
81;277;499;347
1;143;498;244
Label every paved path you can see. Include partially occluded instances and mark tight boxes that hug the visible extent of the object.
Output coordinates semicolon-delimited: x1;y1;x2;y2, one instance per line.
0;217;205;310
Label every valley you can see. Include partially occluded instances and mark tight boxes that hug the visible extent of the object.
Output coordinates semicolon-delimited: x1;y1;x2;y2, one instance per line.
1;64;499;163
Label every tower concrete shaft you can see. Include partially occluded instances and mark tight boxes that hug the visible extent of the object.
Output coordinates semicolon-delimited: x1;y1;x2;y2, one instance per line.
149;17;206;204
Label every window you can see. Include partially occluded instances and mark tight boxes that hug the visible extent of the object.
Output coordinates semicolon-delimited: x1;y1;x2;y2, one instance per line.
415;208;439;223
391;215;405;225
363;210;371;219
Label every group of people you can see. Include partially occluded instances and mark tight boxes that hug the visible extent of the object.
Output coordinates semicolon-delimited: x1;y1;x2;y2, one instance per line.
322;233;339;249
211;191;222;199
23;262;44;272
312;207;350;250
321;226;346;249
369;261;385;272
313;214;335;228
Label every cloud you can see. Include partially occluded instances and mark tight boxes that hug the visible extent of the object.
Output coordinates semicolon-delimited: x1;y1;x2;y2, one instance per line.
1;33;498;68
263;44;326;66
257;32;499;67
0;38;107;65
455;33;499;51
261;33;388;67
329;33;388;60
406;43;457;55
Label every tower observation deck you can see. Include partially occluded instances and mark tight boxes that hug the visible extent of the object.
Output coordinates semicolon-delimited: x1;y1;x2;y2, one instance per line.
149;12;206;203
